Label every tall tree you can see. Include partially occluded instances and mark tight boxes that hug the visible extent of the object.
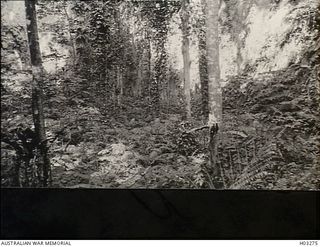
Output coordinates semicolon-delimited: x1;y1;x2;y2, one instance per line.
198;0;209;121
149;2;169;117
205;0;222;188
181;0;191;119
25;0;50;187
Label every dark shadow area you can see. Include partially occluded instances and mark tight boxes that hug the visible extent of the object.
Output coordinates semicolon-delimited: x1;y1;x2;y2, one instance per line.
1;189;319;239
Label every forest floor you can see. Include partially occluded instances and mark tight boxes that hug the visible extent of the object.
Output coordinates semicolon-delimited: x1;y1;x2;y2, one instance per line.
49;110;205;189
1;64;319;189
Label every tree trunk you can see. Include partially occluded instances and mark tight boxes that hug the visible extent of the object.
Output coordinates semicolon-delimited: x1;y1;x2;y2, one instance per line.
181;0;191;120
25;0;50;187
151;4;168;118
199;0;209;121
131;34;142;97
152;38;166;118
137;59;142;97
117;66;123;107
148;36;152;98
205;0;223;188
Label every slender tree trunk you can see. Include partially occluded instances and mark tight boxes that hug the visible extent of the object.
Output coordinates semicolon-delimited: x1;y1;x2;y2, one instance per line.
151;5;168;118
117;66;123;107
168;71;177;105
141;32;150;98
199;0;209;121
131;34;142;97
152;38;166;118
25;0;50;187
205;0;223;188
137;59;142;97
147;35;152;99
181;0;191;120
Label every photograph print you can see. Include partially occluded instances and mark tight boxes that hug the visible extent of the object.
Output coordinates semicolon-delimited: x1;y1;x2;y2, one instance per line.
1;0;319;190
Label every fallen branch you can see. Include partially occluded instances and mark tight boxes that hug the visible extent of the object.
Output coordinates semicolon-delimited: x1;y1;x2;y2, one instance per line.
225;130;248;138
186;125;209;133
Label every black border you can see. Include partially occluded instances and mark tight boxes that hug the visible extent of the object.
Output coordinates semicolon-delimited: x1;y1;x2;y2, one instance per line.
1;189;319;239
